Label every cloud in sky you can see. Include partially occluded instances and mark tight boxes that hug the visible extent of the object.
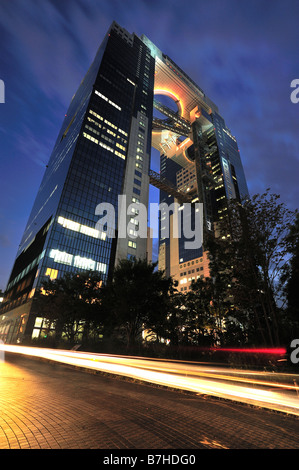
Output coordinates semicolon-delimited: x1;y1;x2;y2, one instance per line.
0;0;298;289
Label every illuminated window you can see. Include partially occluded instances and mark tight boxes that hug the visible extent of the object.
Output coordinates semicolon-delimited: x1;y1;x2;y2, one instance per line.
127;78;135;86
32;329;40;339
129;228;138;237
49;248;107;273
34;317;43;328
95;90;108;101
96;262;107;274
87;116;102;128
58;216;106;240
95;90;121;110
115;150;126;160
80;224;106;239
109;100;121;111
45;268;58;280
74;256;96;270
89;110;103;121
116;142;126;151
107;128;116;137
58;217;80;232
49;249;73;265
83;132;99;144
118;128;128;136
128;241;137;249
117;135;127;144
104;119;117;130
99;141;114;153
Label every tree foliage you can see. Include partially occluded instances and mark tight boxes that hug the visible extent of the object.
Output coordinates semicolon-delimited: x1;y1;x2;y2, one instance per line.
207;190;297;346
99;258;173;351
280;212;299;337
33;270;102;344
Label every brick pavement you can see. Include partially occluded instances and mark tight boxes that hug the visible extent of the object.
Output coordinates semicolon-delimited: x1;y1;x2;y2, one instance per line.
0;354;299;449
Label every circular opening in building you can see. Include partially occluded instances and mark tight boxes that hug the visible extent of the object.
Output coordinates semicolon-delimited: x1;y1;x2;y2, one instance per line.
153;93;181;120
185;144;195;161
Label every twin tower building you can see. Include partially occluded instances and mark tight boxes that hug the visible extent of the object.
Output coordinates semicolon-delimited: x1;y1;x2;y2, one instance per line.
0;22;248;343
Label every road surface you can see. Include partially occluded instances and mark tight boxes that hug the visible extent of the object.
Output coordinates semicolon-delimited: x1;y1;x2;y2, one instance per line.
0;354;299;449
2;344;299;416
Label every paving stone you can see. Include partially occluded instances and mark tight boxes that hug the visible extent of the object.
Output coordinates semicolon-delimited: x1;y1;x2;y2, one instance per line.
1;354;299;449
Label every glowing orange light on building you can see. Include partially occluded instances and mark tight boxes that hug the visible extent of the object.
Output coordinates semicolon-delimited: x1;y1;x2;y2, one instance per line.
182;148;193;162
154;88;183;116
28;288;35;299
178;137;191;149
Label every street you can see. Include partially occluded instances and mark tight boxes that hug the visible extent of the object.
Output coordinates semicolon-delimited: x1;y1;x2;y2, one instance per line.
0;354;299;449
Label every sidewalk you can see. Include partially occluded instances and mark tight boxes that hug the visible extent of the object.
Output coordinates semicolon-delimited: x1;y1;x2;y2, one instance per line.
1;354;299;449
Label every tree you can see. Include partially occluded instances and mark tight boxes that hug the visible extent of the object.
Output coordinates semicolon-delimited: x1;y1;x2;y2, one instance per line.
179;277;216;346
280;212;299;337
33;270;102;345
99;258;173;351
210;190;296;346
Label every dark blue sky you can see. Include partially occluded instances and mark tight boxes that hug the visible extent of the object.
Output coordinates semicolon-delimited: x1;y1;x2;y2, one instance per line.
0;0;298;291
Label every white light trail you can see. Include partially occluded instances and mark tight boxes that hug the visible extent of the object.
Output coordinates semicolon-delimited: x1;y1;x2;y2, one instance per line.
1;344;299;417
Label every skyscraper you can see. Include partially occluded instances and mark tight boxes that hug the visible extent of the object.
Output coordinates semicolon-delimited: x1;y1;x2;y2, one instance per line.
148;41;248;293
0;22;248;343
0;22;155;343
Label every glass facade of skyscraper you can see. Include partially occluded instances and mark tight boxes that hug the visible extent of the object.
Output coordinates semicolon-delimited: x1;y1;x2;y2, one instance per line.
0;23;155;342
